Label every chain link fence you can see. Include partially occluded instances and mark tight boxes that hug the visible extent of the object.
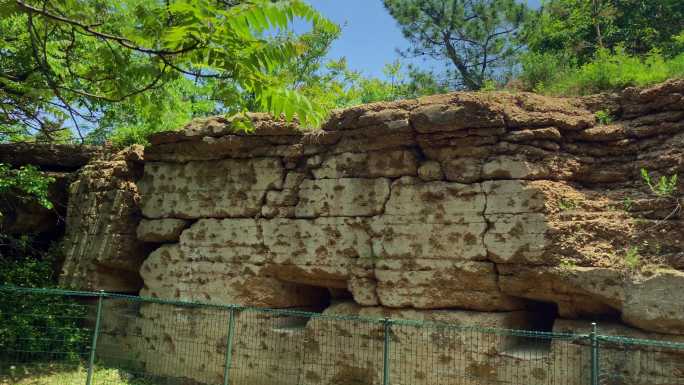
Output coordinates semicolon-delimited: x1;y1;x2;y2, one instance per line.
1;286;683;385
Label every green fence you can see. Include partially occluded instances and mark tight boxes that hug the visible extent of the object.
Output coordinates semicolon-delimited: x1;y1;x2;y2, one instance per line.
1;286;683;385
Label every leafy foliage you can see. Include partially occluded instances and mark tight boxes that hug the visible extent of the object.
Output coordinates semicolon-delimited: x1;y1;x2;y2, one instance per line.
268;17;449;113
86;76;222;146
4;366;160;385
558;198;578;211
383;0;529;90
624;246;641;270
1;0;336;142
0;164;86;364
518;51;574;93
329;60;449;107
0;164;54;218
529;48;684;95
594;110;613;125
282;49;448;114
0;240;90;363
518;0;684;95
641;168;679;198
523;0;684;65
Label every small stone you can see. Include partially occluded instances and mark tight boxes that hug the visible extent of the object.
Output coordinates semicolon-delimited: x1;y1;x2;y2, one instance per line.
417;161;444;181
123;144;145;163
348;277;379;306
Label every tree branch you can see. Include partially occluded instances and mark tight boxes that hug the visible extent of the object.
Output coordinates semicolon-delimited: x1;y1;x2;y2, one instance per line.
16;0;201;56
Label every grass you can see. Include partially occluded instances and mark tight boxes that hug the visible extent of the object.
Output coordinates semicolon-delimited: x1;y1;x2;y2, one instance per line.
525;48;684;96
0;364;158;385
624;246;641;270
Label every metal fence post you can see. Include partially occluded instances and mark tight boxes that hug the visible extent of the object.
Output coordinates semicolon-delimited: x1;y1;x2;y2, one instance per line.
382;317;393;385
590;322;599;385
222;305;237;385
85;291;105;385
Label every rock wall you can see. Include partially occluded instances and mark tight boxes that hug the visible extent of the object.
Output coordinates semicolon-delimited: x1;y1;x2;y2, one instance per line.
135;80;684;331
57;80;684;384
60;146;149;292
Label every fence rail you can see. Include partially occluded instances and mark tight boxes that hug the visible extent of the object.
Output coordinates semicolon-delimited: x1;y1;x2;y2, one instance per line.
1;285;684;385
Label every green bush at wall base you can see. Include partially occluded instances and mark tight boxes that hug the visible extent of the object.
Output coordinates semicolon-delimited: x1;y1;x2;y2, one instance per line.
0;240;89;364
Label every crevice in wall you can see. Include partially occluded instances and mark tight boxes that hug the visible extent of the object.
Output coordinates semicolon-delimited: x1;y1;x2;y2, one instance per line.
270;287;332;333
380;181;392;215
329;288;353;301
479;180;493;263
501;300;558;359
525;301;559;333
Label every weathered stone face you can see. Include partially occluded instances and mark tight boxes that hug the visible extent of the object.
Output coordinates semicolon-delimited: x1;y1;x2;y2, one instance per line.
58;80;684;339
295;178;391;218
139;158;284;219
622;271;684;335
136;218;190;243
60;146;148;292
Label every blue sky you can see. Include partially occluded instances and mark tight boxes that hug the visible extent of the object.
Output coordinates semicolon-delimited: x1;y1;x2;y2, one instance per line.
303;0;542;79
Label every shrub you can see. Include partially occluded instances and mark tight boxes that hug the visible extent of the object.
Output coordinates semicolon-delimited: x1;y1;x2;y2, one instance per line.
641;168;679;198
0;164;89;364
109;125;156;147
519;51;574;93
0;164;54;217
528;48;684;95
0;240;90;364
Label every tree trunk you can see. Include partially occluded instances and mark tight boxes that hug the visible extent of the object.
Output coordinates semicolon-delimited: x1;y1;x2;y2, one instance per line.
443;36;481;90
592;0;604;48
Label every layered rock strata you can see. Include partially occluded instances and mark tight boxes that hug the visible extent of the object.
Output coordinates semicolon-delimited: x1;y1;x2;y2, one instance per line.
135;80;684;334
60;146;149;292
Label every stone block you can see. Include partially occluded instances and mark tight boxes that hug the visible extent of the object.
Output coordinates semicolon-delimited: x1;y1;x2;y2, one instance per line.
295;178;391;217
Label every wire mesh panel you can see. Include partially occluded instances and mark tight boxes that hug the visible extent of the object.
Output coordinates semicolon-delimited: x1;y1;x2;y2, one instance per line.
231;308;313;385
206;307;386;385
390;322;590;385
0;287;95;384
94;297;232;385
295;311;385;385
3;286;684;385
598;336;684;385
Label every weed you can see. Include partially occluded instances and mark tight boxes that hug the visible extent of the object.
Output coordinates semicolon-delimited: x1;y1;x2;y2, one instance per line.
480;79;498;92
595;110;613;125
624;246;641;269
622;197;634;211
559;258;577;269
558;198;578;211
640;168;678;197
